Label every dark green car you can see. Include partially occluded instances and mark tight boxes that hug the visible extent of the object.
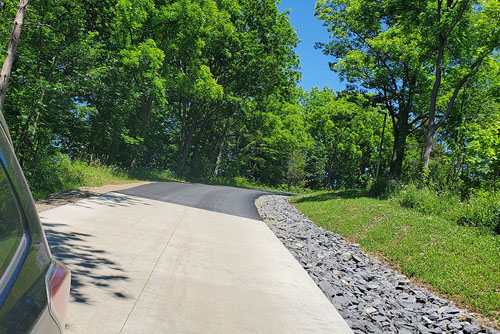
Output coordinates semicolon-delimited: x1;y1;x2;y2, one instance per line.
0;113;70;333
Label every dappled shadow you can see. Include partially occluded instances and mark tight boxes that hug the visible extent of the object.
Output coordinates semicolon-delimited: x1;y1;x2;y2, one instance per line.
37;190;151;214
43;222;131;304
293;189;370;203
72;192;151;210
37;189;99;206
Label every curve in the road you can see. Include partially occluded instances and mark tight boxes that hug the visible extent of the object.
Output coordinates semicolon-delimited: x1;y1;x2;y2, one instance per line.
117;182;273;220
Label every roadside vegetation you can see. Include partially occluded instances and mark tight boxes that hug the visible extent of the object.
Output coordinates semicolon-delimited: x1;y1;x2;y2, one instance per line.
26;153;179;200
0;0;497;199
292;190;500;325
0;0;498;325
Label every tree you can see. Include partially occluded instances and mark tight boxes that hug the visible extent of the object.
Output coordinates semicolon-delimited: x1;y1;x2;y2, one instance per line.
0;0;28;141
286;149;306;191
315;0;428;179
422;0;500;168
150;0;300;177
304;88;390;189
440;59;500;192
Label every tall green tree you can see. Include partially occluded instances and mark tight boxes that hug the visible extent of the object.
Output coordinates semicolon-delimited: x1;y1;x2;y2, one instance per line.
304;88;391;188
315;0;428;179
421;0;500;168
440;59;500;191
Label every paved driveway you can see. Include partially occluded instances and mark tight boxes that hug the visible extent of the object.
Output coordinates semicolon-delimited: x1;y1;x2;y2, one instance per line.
40;182;353;333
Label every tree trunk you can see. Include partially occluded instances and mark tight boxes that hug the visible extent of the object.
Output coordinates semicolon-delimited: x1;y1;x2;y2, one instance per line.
128;94;153;174
129;157;137;174
213;121;230;179
325;144;339;189
389;109;409;180
0;0;29;141
176;108;200;177
186;109;213;176
375;112;387;178
422;124;437;170
326;166;334;190
176;141;190;177
423;33;445;169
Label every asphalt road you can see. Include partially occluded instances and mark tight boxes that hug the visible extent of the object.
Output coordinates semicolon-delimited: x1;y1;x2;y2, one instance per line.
41;182;353;334
117;182;271;220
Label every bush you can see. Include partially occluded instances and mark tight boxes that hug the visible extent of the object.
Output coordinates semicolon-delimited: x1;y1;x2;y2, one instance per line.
24;153;134;200
232;176;250;188
393;183;500;235
457;191;500;234
367;177;400;198
25;153;85;199
130;168;178;182
395;183;460;220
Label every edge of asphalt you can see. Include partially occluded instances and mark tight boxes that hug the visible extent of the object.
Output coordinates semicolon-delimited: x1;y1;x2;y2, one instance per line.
35;181;298;214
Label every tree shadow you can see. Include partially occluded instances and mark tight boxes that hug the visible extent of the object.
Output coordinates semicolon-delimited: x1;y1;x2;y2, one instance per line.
72;192;151;210
37;189;99;207
38;190;151;211
293;189;370;203
43;222;131;304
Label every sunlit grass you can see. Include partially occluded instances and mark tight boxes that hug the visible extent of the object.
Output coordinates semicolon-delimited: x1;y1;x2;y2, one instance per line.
28;157;183;200
292;190;500;325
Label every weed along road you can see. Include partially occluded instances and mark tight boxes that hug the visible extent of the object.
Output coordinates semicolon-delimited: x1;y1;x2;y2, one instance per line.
39;182;353;334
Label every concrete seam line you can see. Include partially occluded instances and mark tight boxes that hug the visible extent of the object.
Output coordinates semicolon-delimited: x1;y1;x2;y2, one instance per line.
118;207;188;334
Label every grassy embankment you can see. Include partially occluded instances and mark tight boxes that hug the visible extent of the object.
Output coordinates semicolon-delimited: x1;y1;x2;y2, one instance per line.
26;155;181;200
292;190;500;326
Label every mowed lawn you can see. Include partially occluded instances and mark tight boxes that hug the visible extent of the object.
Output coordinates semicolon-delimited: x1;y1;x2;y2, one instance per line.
292;191;500;325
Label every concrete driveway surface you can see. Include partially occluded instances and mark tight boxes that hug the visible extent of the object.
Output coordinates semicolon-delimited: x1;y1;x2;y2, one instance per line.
40;182;353;333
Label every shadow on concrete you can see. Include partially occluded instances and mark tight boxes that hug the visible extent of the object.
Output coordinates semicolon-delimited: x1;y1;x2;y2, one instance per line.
37;189;99;207
43;222;131;304
72;192;151;210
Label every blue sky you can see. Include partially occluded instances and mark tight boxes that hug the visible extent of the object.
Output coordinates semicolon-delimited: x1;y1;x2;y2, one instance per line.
278;0;345;92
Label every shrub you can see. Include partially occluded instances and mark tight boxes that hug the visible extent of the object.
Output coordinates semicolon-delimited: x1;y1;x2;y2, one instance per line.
25;153;85;199
130;168;178;182
457;191;500;234
395;183;460;220
24;153;136;200
233;176;250;188
367;177;400;198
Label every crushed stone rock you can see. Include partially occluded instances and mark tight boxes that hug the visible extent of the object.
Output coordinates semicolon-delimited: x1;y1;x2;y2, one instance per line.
255;195;498;334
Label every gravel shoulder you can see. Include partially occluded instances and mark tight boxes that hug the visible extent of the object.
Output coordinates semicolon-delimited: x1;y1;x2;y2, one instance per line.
255;195;498;334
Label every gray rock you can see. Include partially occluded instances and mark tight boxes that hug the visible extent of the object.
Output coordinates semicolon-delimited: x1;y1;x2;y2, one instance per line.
255;195;498;334
342;252;353;261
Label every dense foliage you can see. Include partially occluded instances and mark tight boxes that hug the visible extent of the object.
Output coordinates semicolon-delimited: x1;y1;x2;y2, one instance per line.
0;0;303;187
0;0;497;232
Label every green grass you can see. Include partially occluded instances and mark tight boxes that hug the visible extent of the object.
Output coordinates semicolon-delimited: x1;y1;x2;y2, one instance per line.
210;176;311;194
25;154;182;200
292;190;500;325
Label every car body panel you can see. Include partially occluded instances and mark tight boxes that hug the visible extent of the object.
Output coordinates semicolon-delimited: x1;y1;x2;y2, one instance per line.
30;307;61;334
0;117;68;333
